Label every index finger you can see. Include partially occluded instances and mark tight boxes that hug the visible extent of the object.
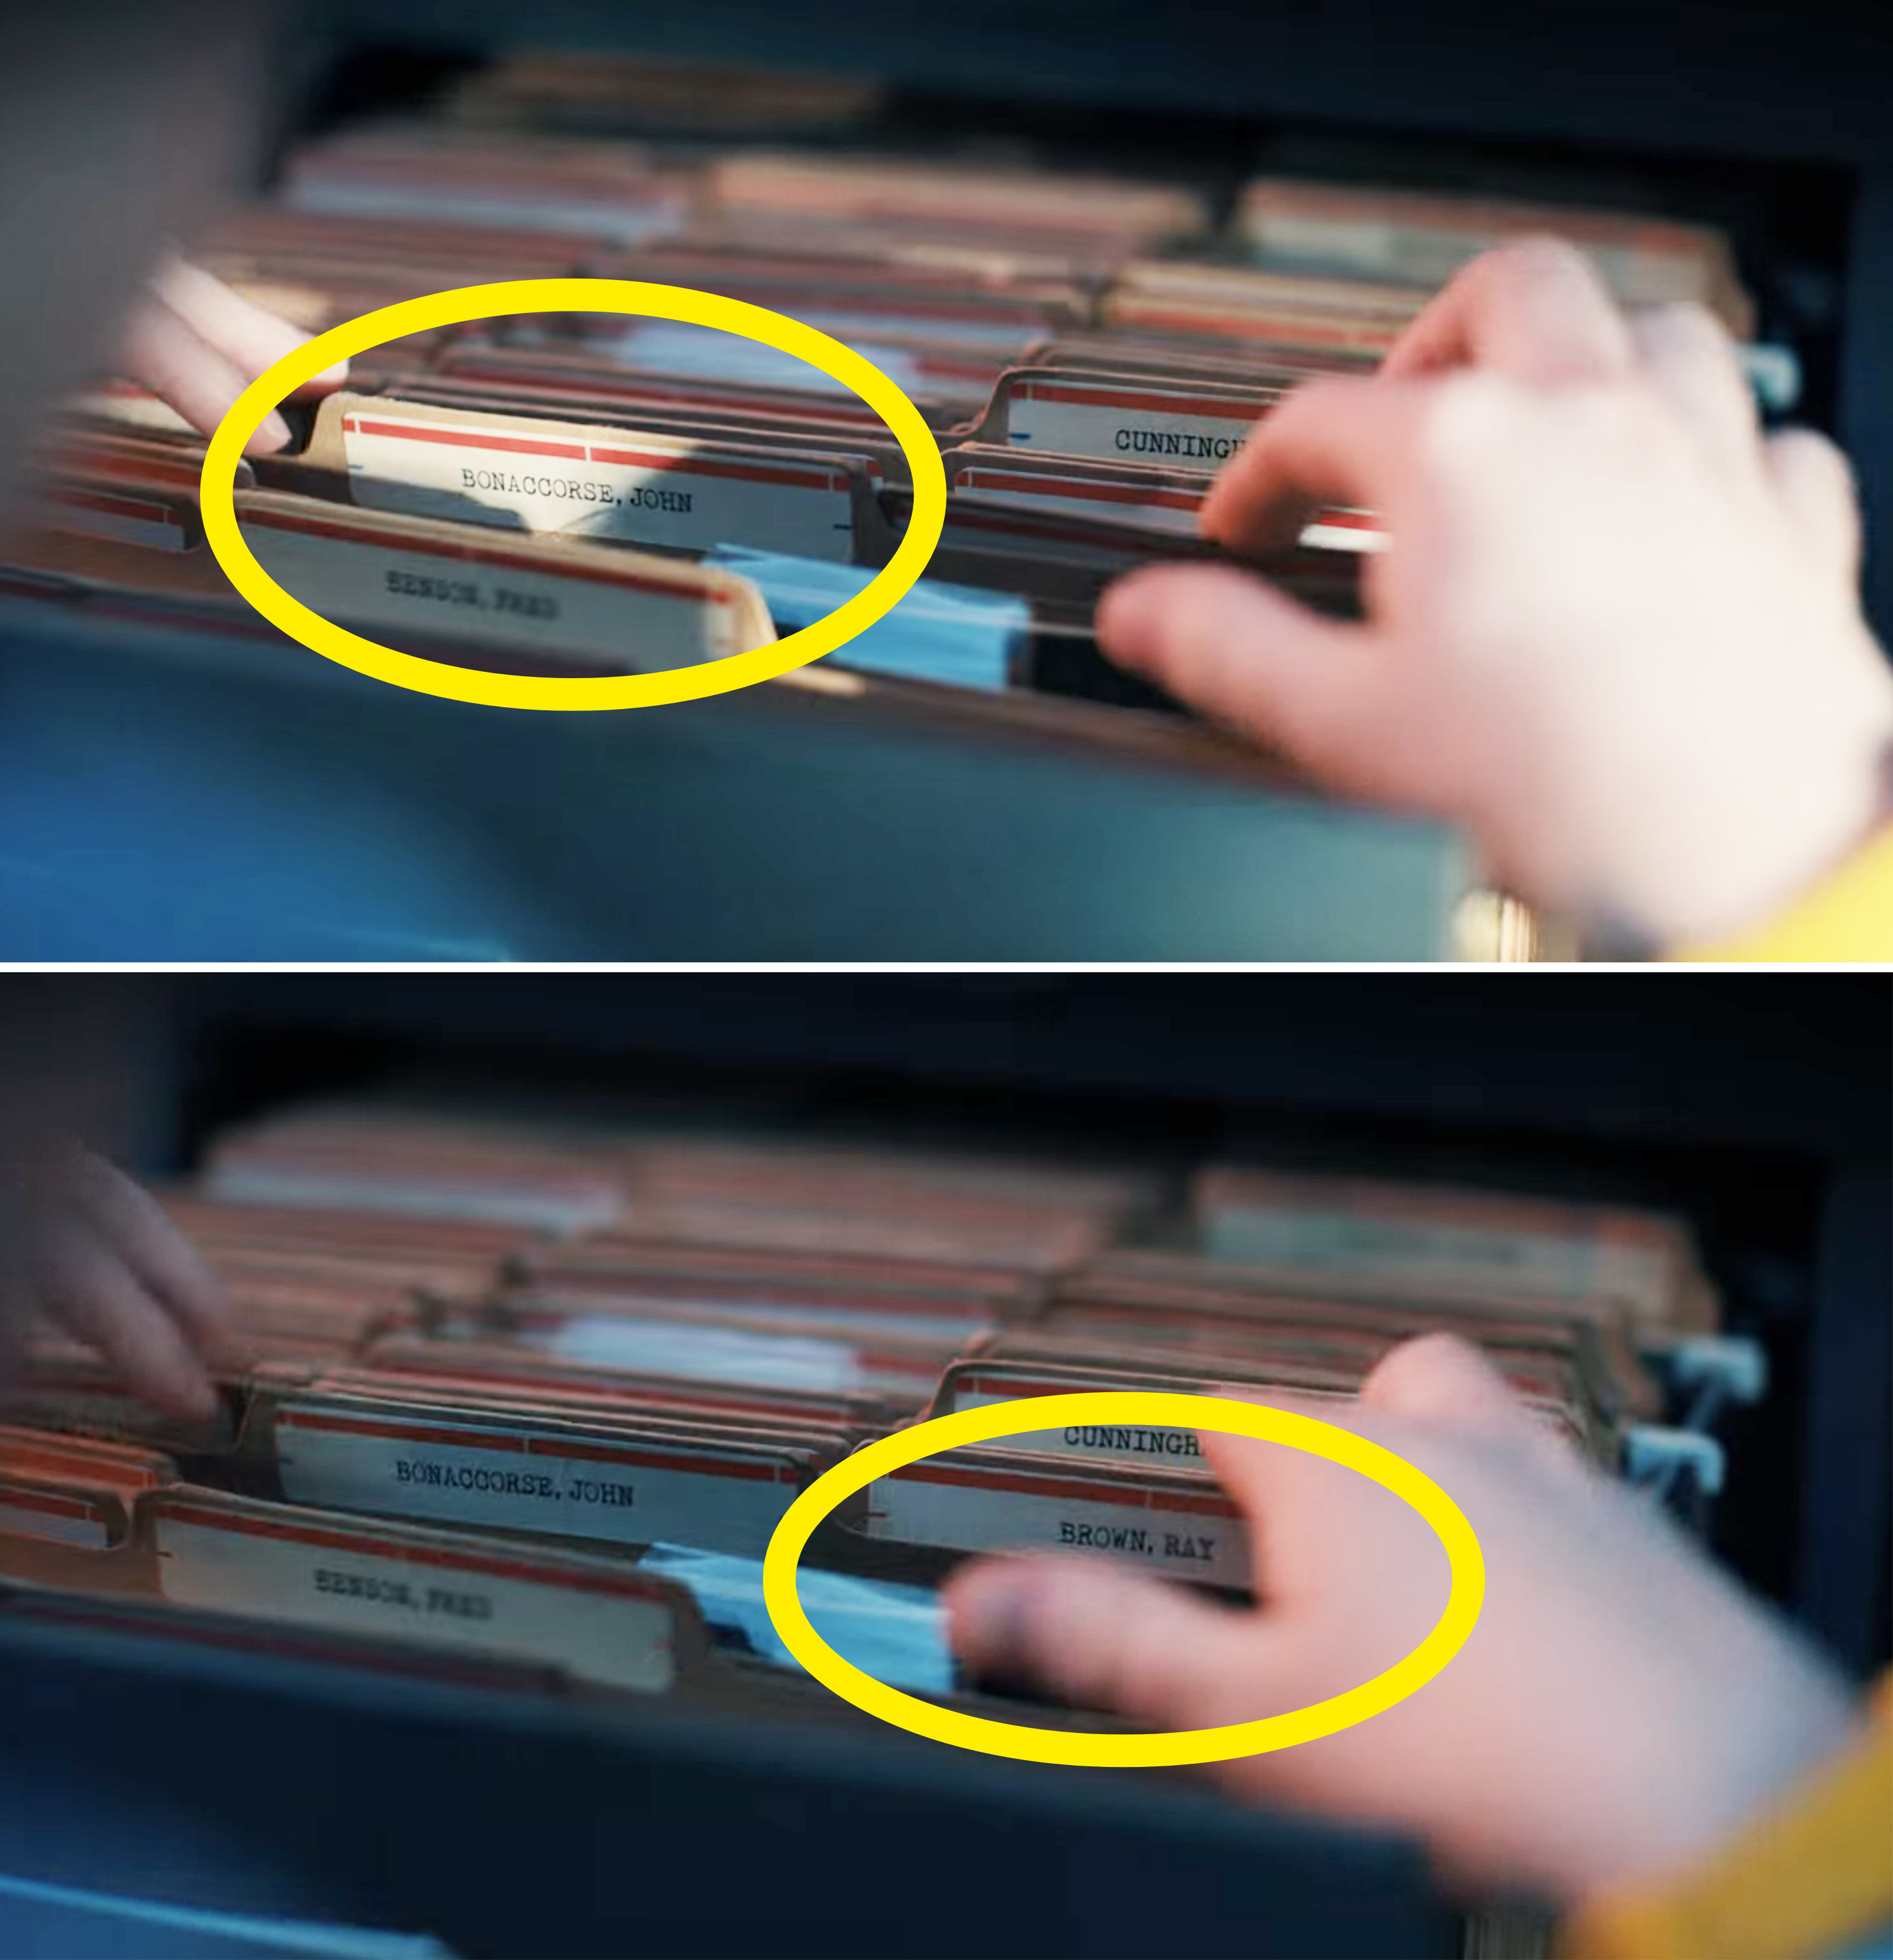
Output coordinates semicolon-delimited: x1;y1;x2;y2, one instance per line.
1379;237;1637;384
1199;375;1429;555
69;1154;240;1367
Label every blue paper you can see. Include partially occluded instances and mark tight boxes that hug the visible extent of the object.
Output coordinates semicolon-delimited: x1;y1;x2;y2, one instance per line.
705;545;1030;692
640;1542;953;1695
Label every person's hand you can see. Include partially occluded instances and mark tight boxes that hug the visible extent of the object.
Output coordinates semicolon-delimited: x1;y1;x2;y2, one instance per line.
0;1141;239;1419
1095;240;1893;947
115;254;348;457
944;1334;1861;1906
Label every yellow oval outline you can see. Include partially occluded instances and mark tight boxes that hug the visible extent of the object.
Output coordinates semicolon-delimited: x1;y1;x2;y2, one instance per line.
762;1391;1485;1767
198;279;948;711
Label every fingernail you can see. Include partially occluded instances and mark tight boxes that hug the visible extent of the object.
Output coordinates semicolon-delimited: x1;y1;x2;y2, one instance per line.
170;1364;218;1419
244;409;292;455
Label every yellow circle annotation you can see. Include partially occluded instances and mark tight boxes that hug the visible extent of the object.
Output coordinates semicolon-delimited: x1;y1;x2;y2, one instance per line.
761;1391;1485;1768
199;279;948;711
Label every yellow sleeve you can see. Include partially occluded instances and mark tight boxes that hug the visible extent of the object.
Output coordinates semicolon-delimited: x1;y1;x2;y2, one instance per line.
1558;1676;1893;1960
1678;825;1893;961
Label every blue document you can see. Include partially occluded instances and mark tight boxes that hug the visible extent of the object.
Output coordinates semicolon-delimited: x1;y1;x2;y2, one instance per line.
705;544;1031;691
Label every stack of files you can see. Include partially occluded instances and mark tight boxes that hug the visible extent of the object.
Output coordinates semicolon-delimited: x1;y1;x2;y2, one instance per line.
444;49;891;141
0;1424;176;1592
457;1266;1010;1407
199;1103;1155;1274
1028;1289;1652;1453
512;1233;1046;1323
184;205;597;341
834;1286;1651;1593
1233;177;1754;335
153;1194;528;1316
228;1356;859;1560
699;150;1212;273
1224;177;1792;410
1186;1168;1721;1338
598;1130;1157;1271
0;1399;988;1718
1100;259;1432;363
8;420;782;683
0;1424;864;1711
278;124;693;246
199;1110;634;1233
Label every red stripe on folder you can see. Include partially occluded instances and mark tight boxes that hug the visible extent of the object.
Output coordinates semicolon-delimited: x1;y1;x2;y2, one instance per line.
53;446;206;490
278;1410;525;1452
957;1374;1208;1405
528;1436;789;1482
343;416;588;462
0;1486;108;1522
1015;382;1269;419
50;488;185;527
882;1461;1240;1516
1119;308;1403;349
156;1498;675;1599
585;444;847;491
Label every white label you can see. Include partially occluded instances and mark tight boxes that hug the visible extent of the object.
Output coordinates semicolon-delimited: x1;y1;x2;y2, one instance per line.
1006;386;1260;469
156;1508;675;1693
864;1467;1247;1587
340;412;858;561
949;1390;1213;1472
274;1405;796;1558
239;517;758;673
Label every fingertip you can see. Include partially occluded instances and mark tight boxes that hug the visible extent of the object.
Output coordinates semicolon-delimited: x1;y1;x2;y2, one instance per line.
1095;568;1181;667
138;1354;218;1423
941;1552;1033;1673
1360;1335;1574;1473
1360;1331;1510;1412
242;409;293;456
298;356;350;396
176;1368;220;1421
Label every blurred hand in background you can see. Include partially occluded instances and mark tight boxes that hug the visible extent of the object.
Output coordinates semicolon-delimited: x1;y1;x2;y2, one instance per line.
0;1140;236;1419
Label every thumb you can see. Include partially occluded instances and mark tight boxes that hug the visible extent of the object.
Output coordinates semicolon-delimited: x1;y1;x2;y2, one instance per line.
1097;565;1418;804
944;1552;1268;1732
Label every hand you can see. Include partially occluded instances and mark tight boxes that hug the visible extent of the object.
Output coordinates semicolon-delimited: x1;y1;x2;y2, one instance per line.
1096;240;1893;946
115;254;348;457
0;1141;239;1419
945;1334;1861;1906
